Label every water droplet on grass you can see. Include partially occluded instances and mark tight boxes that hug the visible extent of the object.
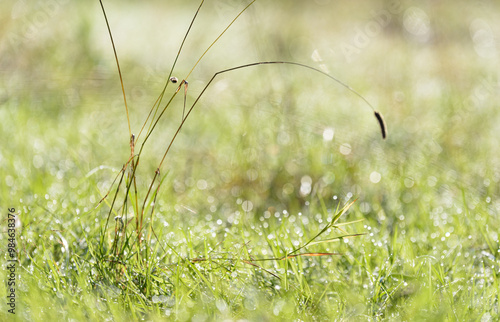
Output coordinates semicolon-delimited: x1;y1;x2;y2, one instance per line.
323;127;334;141
370;171;381;183
242;200;253;212
339;143;351;155
152;295;168;303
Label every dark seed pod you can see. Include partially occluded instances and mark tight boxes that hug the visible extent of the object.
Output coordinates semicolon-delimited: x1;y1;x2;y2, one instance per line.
374;111;387;139
170;77;178;84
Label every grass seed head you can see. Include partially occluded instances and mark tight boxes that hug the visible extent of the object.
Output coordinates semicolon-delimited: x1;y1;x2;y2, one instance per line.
374;111;387;139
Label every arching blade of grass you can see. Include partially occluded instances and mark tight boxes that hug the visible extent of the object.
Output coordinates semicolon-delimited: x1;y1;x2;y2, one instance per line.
154;62;386;175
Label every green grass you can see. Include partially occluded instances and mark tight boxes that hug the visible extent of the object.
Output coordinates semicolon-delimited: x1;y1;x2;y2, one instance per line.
1;0;500;321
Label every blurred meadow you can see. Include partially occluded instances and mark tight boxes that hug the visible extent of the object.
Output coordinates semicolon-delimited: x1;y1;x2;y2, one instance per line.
1;0;499;320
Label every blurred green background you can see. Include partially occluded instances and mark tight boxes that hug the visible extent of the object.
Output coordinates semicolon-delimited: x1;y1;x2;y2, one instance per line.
1;0;499;320
1;0;499;225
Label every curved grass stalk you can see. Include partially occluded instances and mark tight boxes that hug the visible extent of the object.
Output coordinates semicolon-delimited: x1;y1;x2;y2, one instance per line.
133;61;387;242
157;61;387;171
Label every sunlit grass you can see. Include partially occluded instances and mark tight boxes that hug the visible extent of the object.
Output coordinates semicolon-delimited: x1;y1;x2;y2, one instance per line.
1;0;500;321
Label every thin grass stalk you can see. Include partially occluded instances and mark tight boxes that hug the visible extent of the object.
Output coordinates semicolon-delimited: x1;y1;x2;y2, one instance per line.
100;165;127;253
140;169;163;260
124;159;140;246
135;0;206;144
146;171;167;249
183;0;257;81
91;166;126;213
98;0;131;138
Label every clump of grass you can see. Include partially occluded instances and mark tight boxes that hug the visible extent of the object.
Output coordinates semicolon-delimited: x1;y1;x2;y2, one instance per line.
90;0;388;312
